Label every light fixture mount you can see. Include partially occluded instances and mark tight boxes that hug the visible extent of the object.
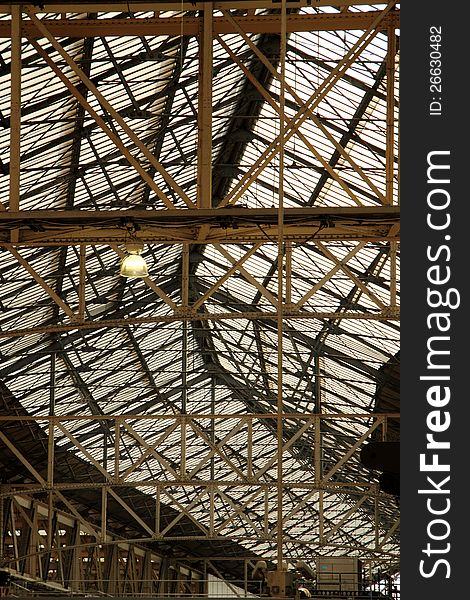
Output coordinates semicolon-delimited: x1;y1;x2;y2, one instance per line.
125;241;144;255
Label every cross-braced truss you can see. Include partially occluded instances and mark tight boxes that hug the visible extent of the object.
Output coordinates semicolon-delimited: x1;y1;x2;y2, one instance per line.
0;0;400;594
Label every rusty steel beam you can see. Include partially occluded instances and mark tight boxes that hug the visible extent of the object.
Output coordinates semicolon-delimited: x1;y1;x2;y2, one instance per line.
0;206;399;224
197;4;213;210
0;224;399;245
0;413;400;422
0;206;400;245
219;1;397;208
0;11;400;38
0;1;391;14
0;309;399;340
8;6;21;220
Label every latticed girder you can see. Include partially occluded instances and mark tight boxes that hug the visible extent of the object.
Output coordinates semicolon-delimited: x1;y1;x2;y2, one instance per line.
0;412;399;556
0;0;400;582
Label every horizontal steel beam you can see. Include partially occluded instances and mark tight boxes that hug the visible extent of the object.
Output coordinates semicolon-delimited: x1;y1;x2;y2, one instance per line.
1;481;385;495
0;1;386;14
0;206;401;224
0;308;399;339
6;224;395;245
0;412;400;421
0;225;400;245
0;206;400;245
0;11;400;38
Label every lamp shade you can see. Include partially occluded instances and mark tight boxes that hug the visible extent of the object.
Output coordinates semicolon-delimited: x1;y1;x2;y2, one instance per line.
119;253;149;278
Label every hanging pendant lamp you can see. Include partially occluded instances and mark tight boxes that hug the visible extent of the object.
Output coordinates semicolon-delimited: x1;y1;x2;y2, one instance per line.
119;242;149;278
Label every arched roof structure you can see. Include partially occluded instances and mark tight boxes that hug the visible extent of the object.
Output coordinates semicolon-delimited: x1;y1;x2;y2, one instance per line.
0;0;399;594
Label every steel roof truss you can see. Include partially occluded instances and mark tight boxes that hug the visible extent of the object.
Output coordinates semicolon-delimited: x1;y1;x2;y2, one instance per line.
219;2;396;208
220;10;387;205
25;11;193;210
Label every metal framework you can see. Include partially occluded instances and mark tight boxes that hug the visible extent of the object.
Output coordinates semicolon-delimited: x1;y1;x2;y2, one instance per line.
0;0;400;595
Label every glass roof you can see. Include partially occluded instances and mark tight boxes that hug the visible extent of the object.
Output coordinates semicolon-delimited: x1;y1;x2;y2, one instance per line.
0;0;400;578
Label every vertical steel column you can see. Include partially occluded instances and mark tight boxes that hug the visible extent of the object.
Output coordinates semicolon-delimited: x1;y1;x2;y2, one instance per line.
285;242;292;305
155;485;161;535
385;23;398;324
381;414;388;441
264;488;269;536
197;3;213;208
244;559;248;597
210;377;215;480
180;417;187;479
387;28;398;312
202;560;208;596
181;241;189;483
314;355;323;416
101;487;107;542
49;353;56;416
9;5;21;245
276;0;287;571
0;496;3;559
48;355;55;551
389;241;397;308
386;25;396;206
182;243;189;308
27;504;38;577
10;504;20;572
247;418;253;479
182;321;188;413
314;351;324;538
209;486;215;536
47;428;54;550
79;245;86;320
374;492;379;549
319;489;324;543
314;354;325;544
314;416;321;486
114;420;120;483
